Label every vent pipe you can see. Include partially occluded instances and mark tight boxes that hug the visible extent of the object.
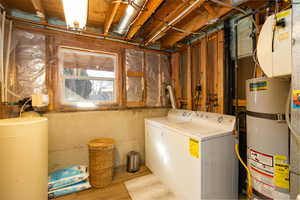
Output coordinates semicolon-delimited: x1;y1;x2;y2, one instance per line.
115;0;146;35
232;0;249;6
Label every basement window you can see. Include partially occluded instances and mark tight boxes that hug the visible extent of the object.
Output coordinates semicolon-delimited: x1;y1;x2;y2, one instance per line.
58;47;118;107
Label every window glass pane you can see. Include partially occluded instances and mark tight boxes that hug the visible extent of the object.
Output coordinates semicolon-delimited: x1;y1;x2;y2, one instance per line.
60;48;117;106
80;69;115;78
63;51;115;71
64;79;115;103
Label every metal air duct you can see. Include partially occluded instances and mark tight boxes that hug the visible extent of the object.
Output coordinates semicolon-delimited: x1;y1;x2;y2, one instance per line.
115;0;146;35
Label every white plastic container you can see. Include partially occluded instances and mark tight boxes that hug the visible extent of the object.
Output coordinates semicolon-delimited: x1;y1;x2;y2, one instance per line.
0;117;48;200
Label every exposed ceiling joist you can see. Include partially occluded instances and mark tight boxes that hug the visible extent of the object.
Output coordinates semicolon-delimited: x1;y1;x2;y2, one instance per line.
161;6;232;48
126;0;164;39
30;0;46;21
145;0;206;45
138;0;181;38
104;0;122;35
203;3;217;17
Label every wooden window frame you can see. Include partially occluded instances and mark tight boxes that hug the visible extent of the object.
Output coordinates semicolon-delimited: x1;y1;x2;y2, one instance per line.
56;46;121;110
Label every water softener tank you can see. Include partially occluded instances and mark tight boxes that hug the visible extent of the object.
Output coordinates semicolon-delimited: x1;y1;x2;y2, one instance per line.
246;77;290;199
0;117;48;200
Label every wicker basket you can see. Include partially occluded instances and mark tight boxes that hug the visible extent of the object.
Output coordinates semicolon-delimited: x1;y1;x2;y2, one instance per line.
88;138;115;188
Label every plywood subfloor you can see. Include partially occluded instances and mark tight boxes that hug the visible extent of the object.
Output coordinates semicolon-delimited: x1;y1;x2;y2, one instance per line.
54;166;151;200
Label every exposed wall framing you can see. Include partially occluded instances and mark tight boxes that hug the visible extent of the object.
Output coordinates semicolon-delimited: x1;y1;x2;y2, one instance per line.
7;26;171;112
172;30;225;113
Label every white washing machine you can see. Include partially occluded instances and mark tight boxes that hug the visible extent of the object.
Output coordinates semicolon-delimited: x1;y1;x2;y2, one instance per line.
145;109;238;200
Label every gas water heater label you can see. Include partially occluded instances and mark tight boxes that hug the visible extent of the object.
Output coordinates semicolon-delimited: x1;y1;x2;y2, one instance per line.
250;81;268;91
189;139;199;158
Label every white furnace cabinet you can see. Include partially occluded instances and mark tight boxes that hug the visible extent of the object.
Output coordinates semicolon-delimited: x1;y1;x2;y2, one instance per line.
145;110;238;200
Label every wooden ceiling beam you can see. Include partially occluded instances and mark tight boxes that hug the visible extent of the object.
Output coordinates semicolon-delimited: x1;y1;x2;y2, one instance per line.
161;6;232;48
31;0;46;22
145;0;206;45
203;3;217;17
104;0;122;35
126;0;164;39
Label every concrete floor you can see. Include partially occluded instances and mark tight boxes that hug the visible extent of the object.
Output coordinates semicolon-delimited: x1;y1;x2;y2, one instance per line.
54;166;247;200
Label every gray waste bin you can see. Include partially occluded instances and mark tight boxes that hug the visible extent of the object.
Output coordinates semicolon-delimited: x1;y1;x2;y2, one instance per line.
126;151;140;173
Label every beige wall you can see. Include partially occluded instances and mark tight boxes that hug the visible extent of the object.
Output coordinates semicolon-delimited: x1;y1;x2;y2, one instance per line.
44;108;168;172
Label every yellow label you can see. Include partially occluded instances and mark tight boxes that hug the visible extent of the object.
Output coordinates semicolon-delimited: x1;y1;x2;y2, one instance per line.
278;32;289;41
189;139;199;158
274;155;289;189
276;9;291;19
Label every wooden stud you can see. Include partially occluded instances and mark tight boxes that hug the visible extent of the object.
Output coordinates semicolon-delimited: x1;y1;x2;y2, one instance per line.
126;0;164;39
171;52;181;108
187;45;192;110
217;30;224;113
104;1;121;35
126;71;144;77
200;38;207;112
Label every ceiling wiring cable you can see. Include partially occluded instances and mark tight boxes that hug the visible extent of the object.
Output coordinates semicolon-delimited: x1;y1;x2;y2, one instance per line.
151;15;206;35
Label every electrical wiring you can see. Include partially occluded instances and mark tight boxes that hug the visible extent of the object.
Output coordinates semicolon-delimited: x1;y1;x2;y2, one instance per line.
252;48;260;78
19;97;32;117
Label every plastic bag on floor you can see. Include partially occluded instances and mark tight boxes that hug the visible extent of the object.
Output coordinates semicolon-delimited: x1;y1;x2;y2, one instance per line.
48;180;91;199
48;165;88;191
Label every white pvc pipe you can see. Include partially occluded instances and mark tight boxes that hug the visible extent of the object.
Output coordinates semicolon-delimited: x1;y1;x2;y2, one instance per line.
4;20;12;102
146;0;203;44
167;85;176;109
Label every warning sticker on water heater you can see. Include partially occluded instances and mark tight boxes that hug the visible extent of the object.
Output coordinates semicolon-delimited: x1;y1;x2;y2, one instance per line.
189;139;199;158
249;149;275;199
274;155;289;189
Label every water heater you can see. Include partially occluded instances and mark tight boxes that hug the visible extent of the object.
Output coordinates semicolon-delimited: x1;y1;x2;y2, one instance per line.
246;77;290;199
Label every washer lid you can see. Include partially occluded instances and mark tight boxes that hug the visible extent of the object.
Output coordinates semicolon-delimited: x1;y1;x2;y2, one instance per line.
146;118;232;141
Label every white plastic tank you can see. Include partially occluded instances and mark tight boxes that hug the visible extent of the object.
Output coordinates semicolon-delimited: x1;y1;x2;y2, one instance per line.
246;77;290;199
0;117;48;200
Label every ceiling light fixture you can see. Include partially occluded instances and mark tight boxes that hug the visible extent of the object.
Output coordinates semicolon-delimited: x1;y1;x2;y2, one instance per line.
62;0;88;30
